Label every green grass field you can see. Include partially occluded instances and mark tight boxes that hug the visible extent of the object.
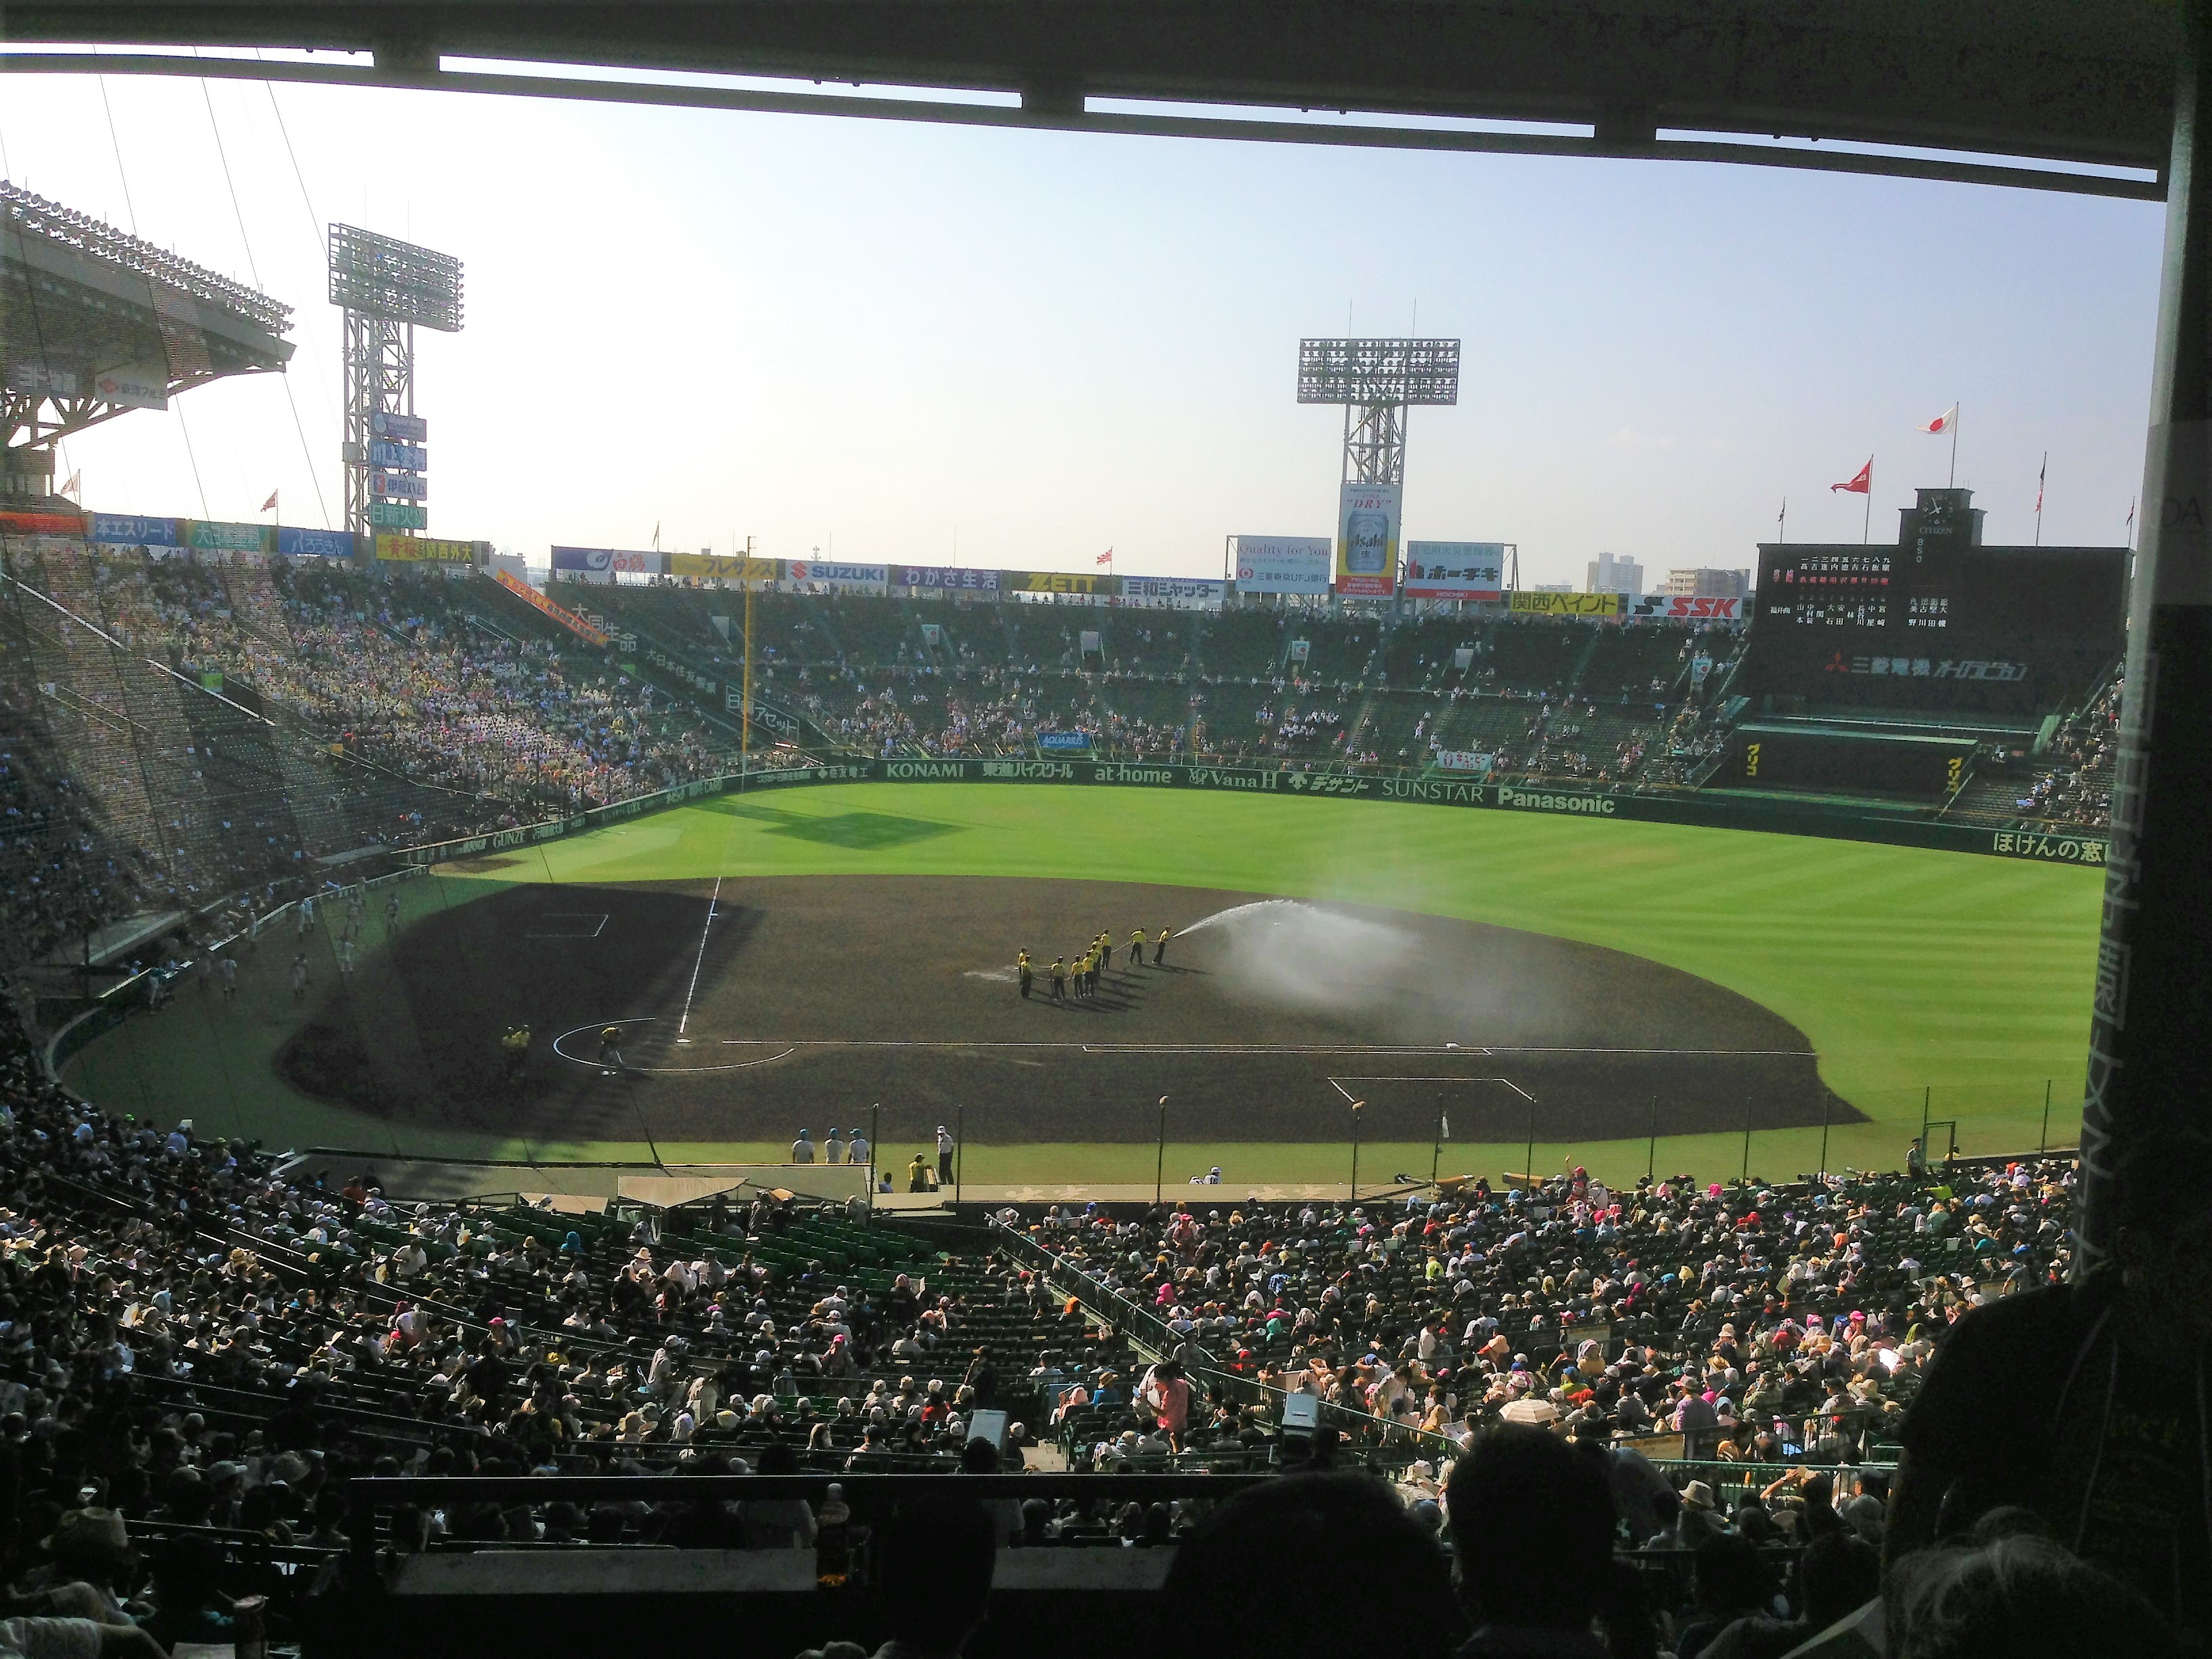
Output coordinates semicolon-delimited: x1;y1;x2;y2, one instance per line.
65;781;2102;1189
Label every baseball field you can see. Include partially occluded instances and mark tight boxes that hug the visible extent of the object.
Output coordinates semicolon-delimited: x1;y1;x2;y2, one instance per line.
63;780;2102;1191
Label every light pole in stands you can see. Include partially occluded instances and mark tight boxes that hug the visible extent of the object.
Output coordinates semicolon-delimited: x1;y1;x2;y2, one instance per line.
955;1105;964;1206
1349;1099;1365;1203
1430;1093;1443;1188
1154;1097;1168;1208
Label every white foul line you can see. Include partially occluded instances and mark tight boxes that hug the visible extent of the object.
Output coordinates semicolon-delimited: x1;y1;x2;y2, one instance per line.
677;876;722;1037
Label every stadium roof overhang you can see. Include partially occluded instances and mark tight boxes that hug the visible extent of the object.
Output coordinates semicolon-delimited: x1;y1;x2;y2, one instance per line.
0;1;2179;201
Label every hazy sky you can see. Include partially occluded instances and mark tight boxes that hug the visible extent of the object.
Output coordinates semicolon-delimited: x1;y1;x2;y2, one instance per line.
1;65;2169;585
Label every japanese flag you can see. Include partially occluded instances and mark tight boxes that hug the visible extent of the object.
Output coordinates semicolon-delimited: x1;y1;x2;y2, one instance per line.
1919;405;1957;434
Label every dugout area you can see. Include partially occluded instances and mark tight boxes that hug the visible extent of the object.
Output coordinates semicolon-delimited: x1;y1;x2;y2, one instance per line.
273;874;1857;1152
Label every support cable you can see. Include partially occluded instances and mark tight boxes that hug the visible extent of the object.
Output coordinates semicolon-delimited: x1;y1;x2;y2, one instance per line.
199;66;332;529
98;75;211;519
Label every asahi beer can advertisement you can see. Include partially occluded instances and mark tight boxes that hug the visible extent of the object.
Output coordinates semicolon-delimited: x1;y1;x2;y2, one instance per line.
1336;481;1401;597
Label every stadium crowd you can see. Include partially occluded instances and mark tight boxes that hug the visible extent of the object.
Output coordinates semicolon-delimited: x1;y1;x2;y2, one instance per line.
0;949;2176;1655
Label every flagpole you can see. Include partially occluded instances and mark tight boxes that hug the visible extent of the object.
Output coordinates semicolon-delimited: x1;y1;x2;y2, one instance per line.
2036;451;2047;546
1864;468;1872;544
1778;498;1786;544
1950;401;1960;487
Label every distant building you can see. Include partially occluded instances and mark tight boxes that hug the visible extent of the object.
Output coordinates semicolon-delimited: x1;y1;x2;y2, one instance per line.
1532;582;1574;593
1586;552;1644;595
1664;567;1752;599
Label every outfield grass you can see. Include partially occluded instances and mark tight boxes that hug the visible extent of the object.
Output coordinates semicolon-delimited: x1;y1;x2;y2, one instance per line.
65;781;2100;1188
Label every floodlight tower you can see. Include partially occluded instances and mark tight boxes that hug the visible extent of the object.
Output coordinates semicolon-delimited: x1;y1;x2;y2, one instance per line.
1296;337;1460;486
327;224;463;537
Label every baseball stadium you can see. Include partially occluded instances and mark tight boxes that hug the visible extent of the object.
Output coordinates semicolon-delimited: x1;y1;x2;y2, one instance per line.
0;7;2196;1658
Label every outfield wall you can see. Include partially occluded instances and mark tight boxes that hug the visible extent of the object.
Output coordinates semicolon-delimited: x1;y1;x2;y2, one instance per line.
401;757;2112;871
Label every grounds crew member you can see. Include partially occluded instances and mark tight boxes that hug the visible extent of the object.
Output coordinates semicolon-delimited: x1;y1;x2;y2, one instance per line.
1097;931;1113;973
290;954;310;1002
598;1024;626;1076
1048;956;1067;1002
1017;949;1033;1000
1153;926;1171;966
826;1126;847;1165
792;1128;817;1164
908;1151;932;1193
1130;927;1147;967
937;1124;956;1186
500;1021;531;1082
386;890;401;930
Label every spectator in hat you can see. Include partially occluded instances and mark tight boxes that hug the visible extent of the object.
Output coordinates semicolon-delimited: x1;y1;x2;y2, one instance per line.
17;1509;136;1624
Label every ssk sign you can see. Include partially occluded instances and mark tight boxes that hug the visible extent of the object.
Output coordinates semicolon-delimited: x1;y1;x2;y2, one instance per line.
1629;594;1744;621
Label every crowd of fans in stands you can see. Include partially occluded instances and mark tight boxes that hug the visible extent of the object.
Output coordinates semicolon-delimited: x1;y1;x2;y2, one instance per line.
2013;671;2120;827
0;963;2188;1656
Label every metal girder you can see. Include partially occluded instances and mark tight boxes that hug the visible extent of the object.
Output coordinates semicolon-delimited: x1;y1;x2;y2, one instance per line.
0;3;2179;201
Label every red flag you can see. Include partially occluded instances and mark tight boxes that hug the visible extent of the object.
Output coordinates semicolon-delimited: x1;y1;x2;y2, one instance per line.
1918;405;1957;434
261;490;279;512
1830;459;1872;495
1096;549;1113;566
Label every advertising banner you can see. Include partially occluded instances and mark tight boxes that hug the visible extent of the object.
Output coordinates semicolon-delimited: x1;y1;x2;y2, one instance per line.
1626;593;1744;622
4;363;79;397
1404;541;1507;602
1336;481;1401;596
375;534;478;563
1003;569;1117;597
1119;575;1226;609
396;751;2108;871
898;565;1000;592
1289;638;1311;661
276;527;356;559
668;552;781;582
369;501;426;530
493;567;610;645
1435;750;1494;773
1232;535;1334;595
552;546;660;582
1509;590;1623;617
370;471;428;499
1038;732;1092;751
785;560;889;592
371;411;428;443
188;520;274;555
0;510;89;538
90;514;182;549
369;438;428;471
89;366;168;410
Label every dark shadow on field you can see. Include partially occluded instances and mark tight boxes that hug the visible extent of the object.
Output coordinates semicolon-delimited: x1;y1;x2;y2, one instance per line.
272;874;1867;1151
274;879;752;1140
714;798;962;851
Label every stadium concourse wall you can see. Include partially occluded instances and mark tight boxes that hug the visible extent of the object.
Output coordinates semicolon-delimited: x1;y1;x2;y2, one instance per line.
394;755;2113;871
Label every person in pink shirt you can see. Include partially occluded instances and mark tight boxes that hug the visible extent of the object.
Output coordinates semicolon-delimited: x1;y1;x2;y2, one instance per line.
1141;1360;1193;1452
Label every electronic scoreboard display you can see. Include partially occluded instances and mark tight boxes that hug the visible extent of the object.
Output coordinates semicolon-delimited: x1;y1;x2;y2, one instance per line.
1738;489;2127;718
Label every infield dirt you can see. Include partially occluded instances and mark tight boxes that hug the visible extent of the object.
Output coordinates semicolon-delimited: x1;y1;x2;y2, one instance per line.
274;874;1856;1152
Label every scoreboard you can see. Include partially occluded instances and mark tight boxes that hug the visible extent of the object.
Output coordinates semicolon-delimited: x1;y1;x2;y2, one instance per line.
1738;488;2127;718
